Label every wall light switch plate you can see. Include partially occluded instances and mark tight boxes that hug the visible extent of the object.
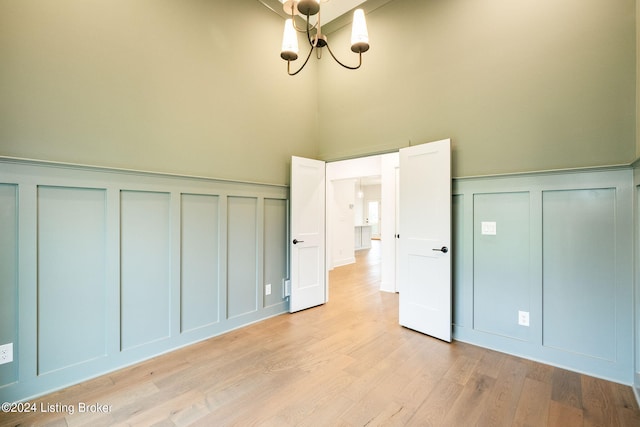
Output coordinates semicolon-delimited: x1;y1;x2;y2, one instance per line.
481;221;497;235
0;343;13;365
265;284;272;296
518;311;530;327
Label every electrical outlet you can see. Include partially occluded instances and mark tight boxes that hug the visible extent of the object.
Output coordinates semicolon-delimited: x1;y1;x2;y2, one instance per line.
265;284;272;296
284;279;291;297
518;311;530;327
0;343;13;365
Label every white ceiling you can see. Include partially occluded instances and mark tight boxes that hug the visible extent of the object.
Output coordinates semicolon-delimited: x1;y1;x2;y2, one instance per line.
258;0;393;32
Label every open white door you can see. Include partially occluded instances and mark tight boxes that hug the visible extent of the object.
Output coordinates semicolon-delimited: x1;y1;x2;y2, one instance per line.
290;156;326;312
398;139;452;341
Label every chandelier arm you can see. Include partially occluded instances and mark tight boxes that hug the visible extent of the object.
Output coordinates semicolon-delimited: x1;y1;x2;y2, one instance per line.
291;10;318;33
306;15;314;46
288;44;315;76
325;43;363;70
294;18;318;33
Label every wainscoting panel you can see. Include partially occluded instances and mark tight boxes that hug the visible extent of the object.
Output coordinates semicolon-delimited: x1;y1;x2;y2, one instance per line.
451;194;468;327
1;158;634;400
227;196;259;319
180;193;221;332
264;198;288;307
453;168;633;384
37;186;108;374
0;159;288;402
634;168;640;402
120;190;172;351
0;184;18;387
542;188;616;360
473;192;530;341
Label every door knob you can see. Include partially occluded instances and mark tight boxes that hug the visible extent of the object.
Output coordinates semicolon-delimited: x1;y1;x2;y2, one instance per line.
432;246;448;253
293;239;304;244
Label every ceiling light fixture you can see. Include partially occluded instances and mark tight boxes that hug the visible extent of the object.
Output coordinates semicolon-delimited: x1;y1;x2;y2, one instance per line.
280;0;370;76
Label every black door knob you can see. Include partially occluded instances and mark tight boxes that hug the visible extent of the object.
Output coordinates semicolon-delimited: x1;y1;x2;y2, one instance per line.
432;246;448;253
293;239;304;244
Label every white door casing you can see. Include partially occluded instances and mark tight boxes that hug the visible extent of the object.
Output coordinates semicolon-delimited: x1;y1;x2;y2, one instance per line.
398;139;452;342
290;156;326;312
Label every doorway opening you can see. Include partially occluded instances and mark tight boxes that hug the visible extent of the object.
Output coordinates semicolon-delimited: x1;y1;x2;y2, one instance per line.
328;239;382;299
329;175;383;289
291;139;452;341
326;153;399;295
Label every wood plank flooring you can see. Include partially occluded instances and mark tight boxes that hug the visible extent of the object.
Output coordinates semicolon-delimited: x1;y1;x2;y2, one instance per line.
3;241;640;426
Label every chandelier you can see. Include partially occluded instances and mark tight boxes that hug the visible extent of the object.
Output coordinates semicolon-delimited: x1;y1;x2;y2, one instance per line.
280;0;370;76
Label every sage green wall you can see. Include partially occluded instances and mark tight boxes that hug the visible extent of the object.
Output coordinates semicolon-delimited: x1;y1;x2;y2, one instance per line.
637;0;640;159
454;168;634;384
317;0;636;177
1;0;635;181
0;0;318;185
0;159;289;402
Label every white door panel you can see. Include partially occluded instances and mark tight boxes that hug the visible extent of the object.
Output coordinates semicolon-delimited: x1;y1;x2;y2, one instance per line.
399;139;452;342
290;156;326;313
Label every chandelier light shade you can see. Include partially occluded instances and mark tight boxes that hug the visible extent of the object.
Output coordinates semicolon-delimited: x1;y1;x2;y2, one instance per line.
279;0;370;76
281;19;299;61
350;9;369;53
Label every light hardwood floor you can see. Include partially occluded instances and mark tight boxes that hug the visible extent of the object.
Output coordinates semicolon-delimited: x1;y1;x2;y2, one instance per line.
3;241;640;426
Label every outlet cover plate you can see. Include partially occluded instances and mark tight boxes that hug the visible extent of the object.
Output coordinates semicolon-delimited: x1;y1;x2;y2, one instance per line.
518;311;530;327
0;343;13;365
481;221;497;235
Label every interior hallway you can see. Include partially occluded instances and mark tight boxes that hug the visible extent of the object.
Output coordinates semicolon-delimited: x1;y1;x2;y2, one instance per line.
3;241;639;426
